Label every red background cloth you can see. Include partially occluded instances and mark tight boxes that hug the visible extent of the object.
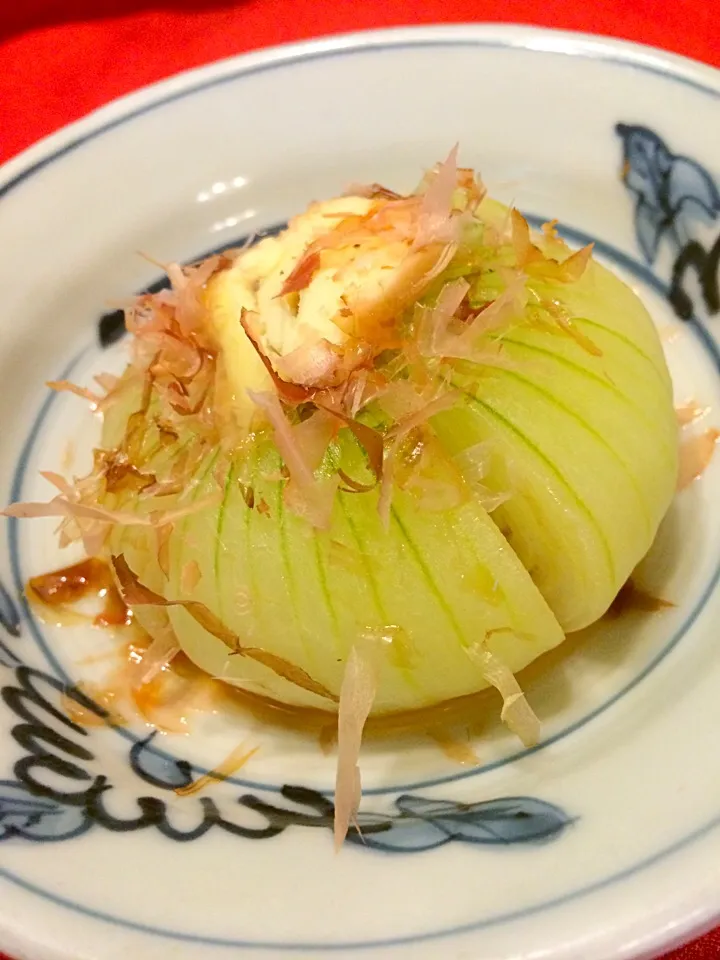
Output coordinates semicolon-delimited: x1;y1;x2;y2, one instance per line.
0;2;717;958
0;0;717;163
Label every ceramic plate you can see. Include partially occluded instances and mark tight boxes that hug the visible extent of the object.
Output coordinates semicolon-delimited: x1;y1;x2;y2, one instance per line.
0;24;719;960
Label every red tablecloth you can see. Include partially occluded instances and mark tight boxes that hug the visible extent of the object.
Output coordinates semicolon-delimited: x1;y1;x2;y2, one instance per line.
0;3;717;958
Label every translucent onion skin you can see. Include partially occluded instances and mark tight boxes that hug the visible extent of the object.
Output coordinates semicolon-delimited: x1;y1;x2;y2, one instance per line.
433;217;678;631
107;429;564;713
100;197;677;715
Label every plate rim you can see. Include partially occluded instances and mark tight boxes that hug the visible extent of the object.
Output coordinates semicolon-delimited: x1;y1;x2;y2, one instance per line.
0;23;719;200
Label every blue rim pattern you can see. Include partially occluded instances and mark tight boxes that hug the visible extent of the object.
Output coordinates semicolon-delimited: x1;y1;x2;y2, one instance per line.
1;30;719;955
1;805;719;951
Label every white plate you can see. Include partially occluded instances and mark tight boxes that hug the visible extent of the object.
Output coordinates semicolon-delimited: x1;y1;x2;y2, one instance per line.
0;24;719;960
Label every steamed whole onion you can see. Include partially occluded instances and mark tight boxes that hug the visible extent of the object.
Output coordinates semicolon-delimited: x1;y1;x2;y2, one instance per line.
98;158;676;717
4;151;679;840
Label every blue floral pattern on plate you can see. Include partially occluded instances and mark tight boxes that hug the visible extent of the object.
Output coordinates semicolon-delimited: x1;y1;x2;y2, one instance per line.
0;585;572;852
616;123;720;319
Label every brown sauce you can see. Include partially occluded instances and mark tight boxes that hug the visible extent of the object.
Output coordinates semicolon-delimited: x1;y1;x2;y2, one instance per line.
60;685;126;727
29;560;674;756
675;397;718;490
606;578;674;619
675;400;709;427
202;673;500;740
427;730;481;766
175;743;260;797
28;558;133;628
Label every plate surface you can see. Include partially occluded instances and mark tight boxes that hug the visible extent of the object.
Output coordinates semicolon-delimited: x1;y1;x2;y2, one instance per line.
0;24;719;960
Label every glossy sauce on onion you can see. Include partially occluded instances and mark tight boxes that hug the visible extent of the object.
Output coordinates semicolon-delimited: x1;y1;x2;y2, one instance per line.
28;557;132;628
28;559;674;762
